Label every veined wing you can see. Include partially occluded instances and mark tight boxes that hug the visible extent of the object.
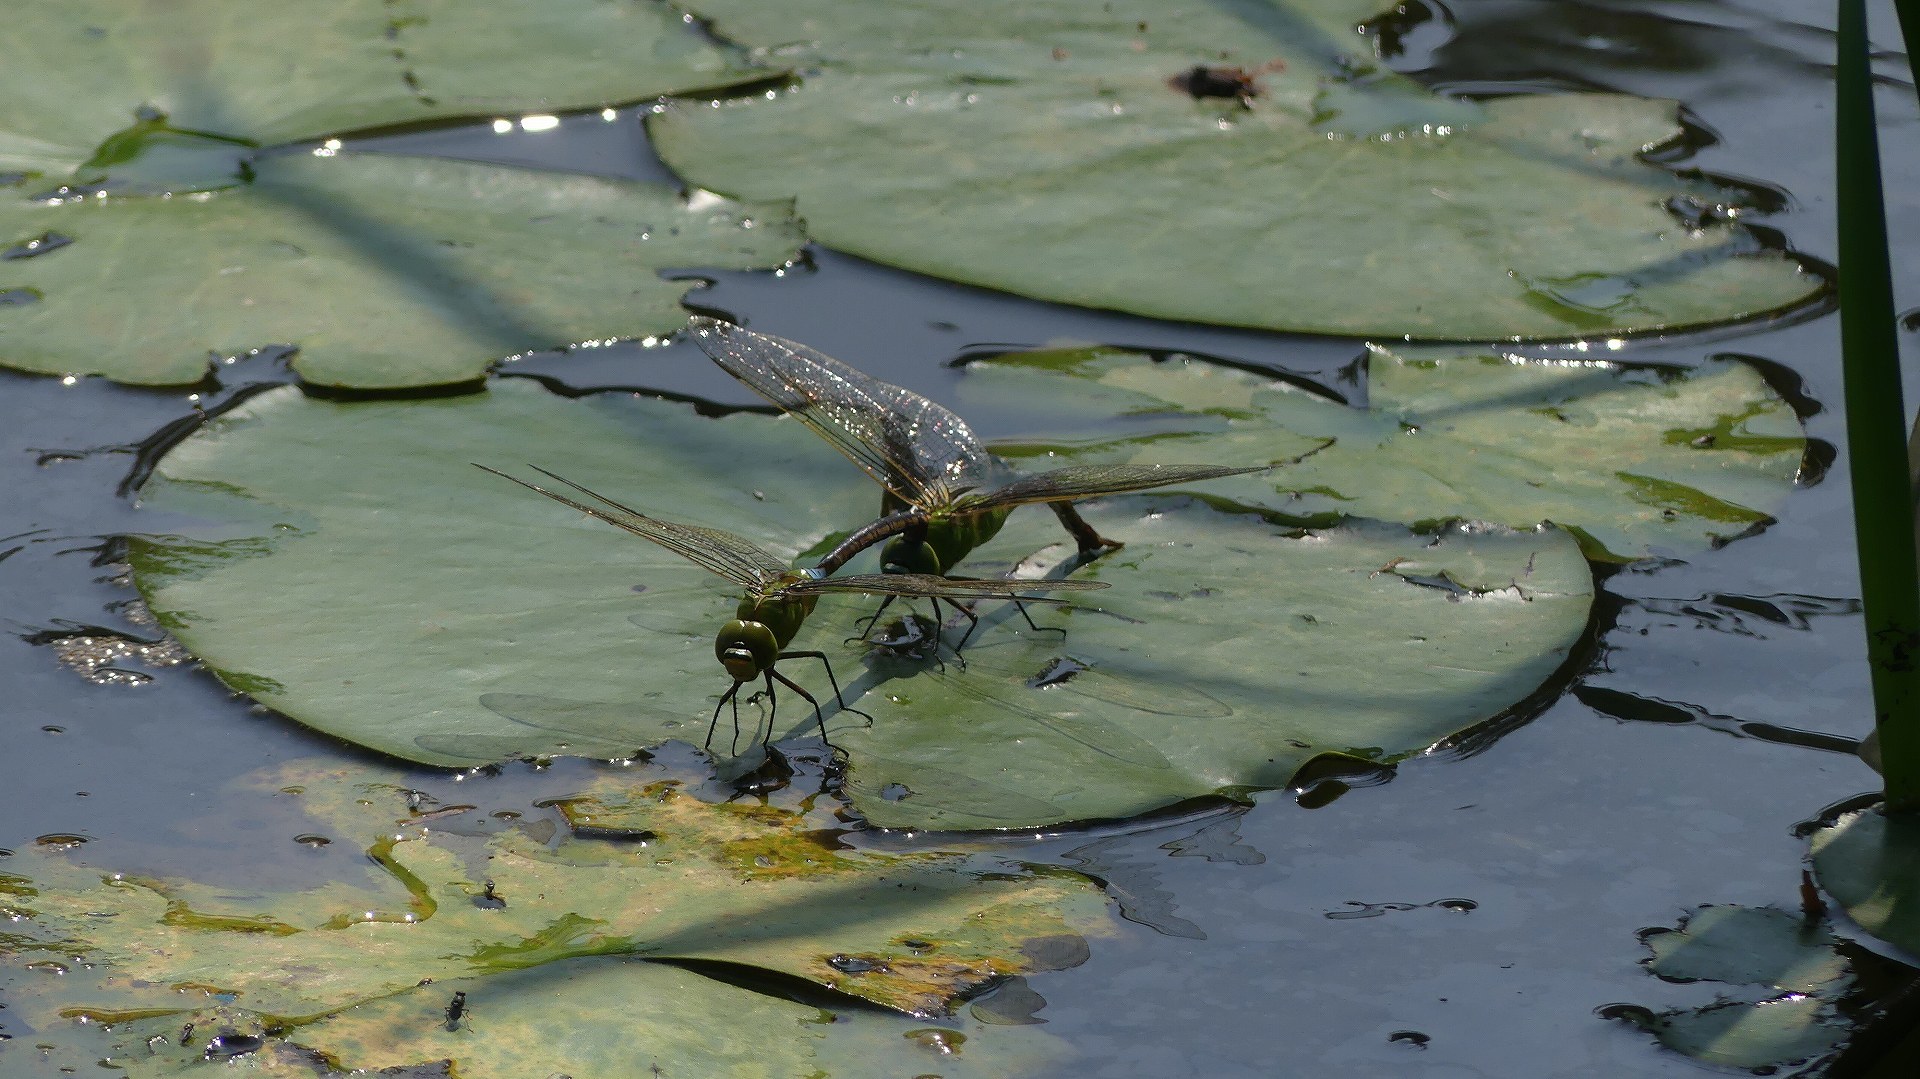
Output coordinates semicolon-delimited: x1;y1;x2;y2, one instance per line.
688;317;995;507
783;571;1107;601
953;463;1268;514
477;465;788;591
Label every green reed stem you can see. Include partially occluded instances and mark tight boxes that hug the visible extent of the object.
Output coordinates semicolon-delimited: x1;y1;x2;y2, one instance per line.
1837;0;1920;810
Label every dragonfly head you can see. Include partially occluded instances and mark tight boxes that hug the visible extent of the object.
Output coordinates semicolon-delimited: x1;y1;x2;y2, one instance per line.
879;535;945;576
716;619;778;682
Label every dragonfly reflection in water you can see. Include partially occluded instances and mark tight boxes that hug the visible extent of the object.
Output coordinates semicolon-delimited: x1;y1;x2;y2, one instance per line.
476;465;1107;751
690;316;1265;648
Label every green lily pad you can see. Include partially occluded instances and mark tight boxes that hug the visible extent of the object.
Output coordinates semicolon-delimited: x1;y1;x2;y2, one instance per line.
1;760;1110;1023
129;376;1592;831
650;0;1820;339
1614;904;1853;1070
1810;806;1920;959
1;0;756;177
0;151;802;388
961;345;1804;561
838;507;1589;829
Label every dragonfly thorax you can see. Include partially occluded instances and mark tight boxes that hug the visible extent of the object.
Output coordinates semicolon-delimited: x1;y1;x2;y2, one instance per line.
880;534;946;576
879;509;1010;576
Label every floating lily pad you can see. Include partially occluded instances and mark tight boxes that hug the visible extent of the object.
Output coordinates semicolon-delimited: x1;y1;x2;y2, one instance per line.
0;0;757;177
129;376;1592;831
1643;905;1849;994
0;151;802;388
838;507;1589;829
1;0;802;388
131;379;877;761
1619;996;1847;1071
0;759;1111;1055
1810;806;1920;960
651;0;1820;339
1613;904;1853;1070
961;345;1804;561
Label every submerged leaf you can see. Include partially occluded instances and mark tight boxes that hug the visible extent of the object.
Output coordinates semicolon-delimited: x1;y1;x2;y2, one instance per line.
299;957;1070;1078
0;759;1111;1031
0;152;801;388
652;0;1820;338
8;960;1067;1078
963;345;1805;561
129;376;1592;831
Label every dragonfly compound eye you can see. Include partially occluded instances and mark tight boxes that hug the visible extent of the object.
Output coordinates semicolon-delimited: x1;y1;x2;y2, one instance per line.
716;619;779;681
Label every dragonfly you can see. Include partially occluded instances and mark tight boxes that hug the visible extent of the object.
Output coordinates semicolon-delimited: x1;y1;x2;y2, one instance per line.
476;465;1107;752
689;316;1265;645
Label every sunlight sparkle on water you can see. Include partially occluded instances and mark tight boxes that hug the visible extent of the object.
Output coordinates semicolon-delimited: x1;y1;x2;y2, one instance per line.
520;114;560;133
312;139;341;158
491;119;514;134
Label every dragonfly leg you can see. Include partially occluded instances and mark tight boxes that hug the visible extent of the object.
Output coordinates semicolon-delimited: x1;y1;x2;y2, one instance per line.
708;682;743;752
938;598;977;668
759;671;781;747
928;614;949;673
736;688;772;754
1050;501;1125;555
1011;597;1068;639
769;667;829;747
779;651;875;729
848;593;899;643
732;690;747;755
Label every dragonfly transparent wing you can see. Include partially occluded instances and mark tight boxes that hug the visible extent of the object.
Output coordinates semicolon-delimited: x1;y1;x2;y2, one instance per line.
953;463;1268;514
785;571;1107;601
477;465;788;591
689;317;995;507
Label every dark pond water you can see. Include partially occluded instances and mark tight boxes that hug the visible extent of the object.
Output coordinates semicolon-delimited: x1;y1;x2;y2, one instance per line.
5;0;1919;1074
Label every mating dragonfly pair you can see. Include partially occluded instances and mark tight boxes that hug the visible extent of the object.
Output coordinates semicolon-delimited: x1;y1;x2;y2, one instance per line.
482;318;1261;753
